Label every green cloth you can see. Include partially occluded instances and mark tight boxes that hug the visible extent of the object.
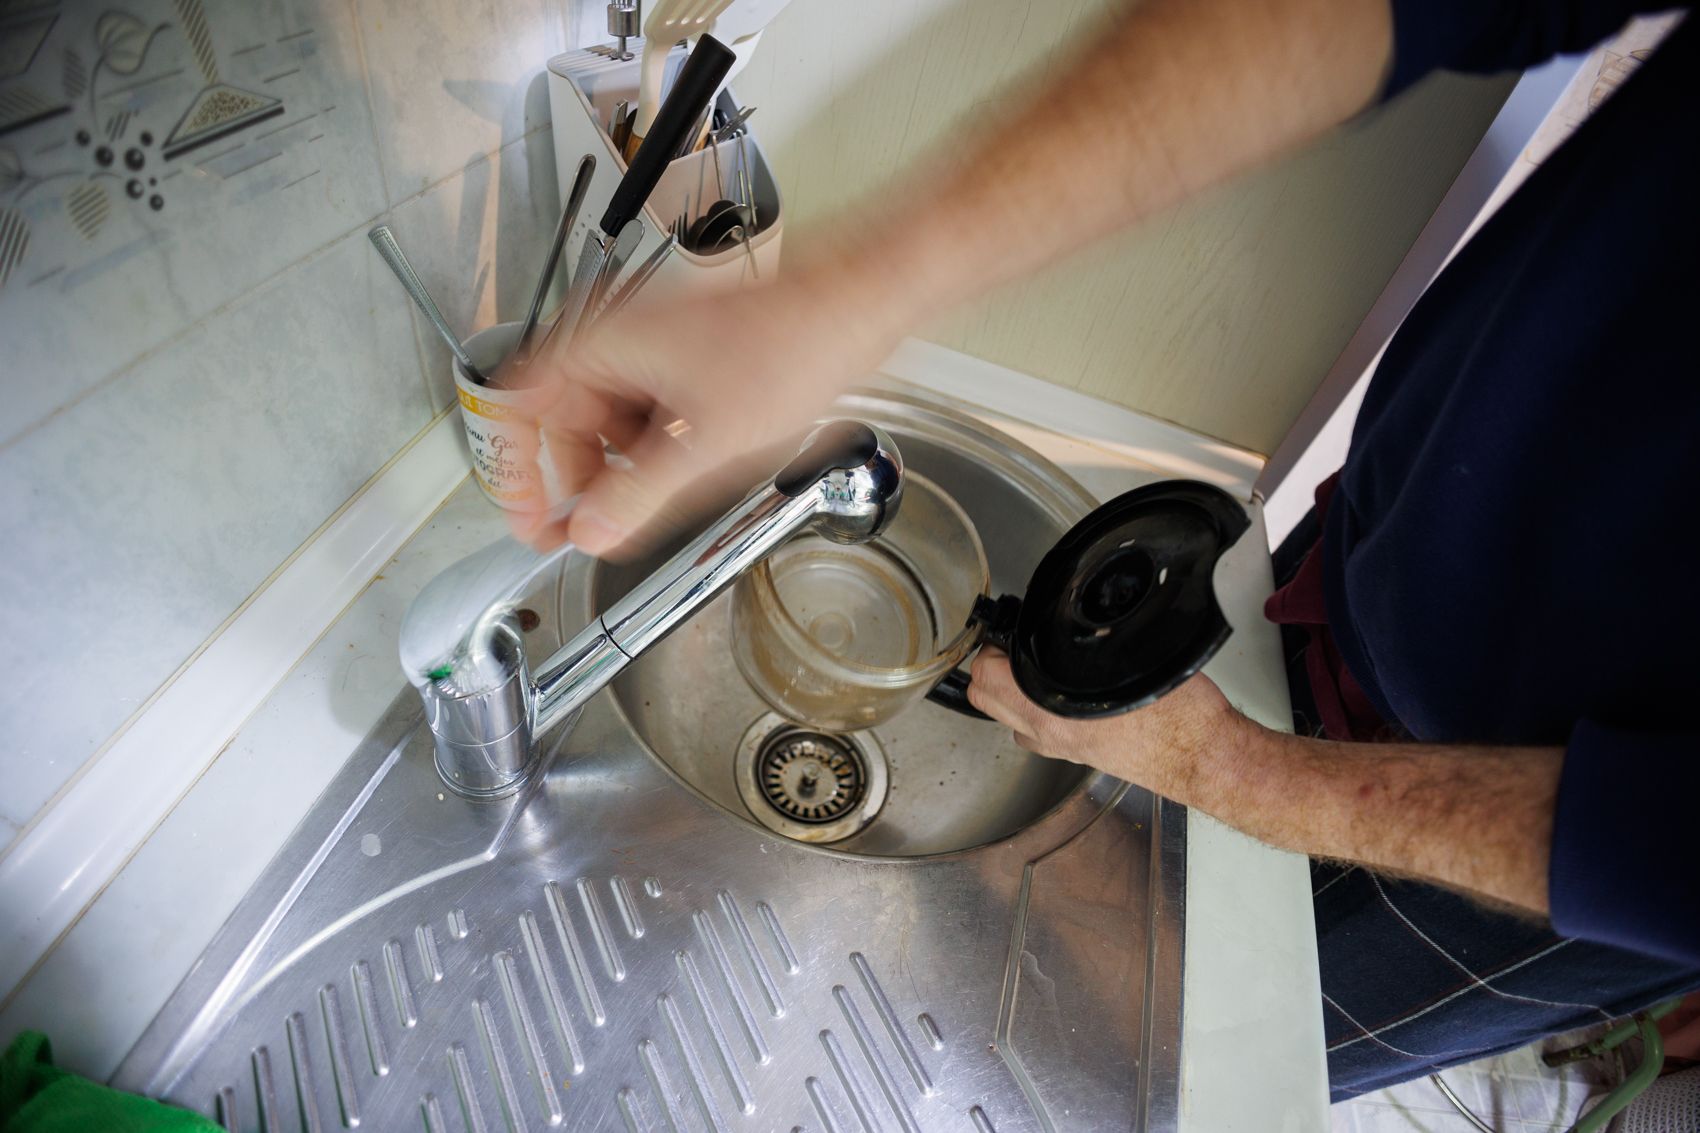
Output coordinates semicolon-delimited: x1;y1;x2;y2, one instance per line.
1;1032;220;1132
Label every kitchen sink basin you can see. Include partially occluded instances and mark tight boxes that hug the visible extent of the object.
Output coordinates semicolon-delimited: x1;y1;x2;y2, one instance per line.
116;391;1192;1132
592;396;1094;857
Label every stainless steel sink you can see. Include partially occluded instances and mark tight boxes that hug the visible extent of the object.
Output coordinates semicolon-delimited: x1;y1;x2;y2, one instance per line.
593;396;1093;858
116;392;1191;1132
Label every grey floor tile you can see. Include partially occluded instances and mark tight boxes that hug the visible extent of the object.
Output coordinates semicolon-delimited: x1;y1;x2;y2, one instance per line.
1380;1076;1461;1115
1509;1067;1590;1130
1345;1100;1481;1133
1474;1076;1521;1128
1333;1031;1631;1133
1331;1100;1362;1132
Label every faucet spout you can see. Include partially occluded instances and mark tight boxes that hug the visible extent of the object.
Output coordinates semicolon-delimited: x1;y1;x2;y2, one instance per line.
402;420;903;798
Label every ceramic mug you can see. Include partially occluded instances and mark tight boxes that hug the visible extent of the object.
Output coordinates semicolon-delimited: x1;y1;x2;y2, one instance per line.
452;322;559;510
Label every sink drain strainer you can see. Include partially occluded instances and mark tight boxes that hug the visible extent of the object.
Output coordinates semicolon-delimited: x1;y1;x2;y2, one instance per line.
736;713;888;843
758;731;864;823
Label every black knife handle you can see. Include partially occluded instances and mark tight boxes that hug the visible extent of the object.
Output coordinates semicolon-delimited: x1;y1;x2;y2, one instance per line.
601;35;736;235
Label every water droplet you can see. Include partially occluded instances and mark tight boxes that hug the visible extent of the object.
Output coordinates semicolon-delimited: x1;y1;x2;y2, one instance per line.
149;194;164;211
124;147;144;171
94;145;113;166
360;833;382;857
125;179;143;199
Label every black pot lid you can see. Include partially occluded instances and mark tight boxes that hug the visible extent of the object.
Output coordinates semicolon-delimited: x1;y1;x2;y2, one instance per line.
982;480;1250;718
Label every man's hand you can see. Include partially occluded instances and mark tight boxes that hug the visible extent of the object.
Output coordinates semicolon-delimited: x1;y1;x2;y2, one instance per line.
509;251;907;557
967;646;1562;918
965;647;1250;806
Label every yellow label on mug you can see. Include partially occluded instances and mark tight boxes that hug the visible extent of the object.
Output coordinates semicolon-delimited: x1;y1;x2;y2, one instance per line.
458;387;522;421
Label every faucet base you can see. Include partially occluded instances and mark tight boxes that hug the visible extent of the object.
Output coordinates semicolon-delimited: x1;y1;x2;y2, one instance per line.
419;618;539;797
431;728;542;799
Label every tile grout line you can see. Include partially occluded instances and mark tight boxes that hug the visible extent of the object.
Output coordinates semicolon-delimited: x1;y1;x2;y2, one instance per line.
344;0;396;212
340;0;435;412
0;408;460;861
0;120;558;460
0;418;472;1007
0;0;582;1002
1;74;558;825
0;463;474;1020
17;5;580;450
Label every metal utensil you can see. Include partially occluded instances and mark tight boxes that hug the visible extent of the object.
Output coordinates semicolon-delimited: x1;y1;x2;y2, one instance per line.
736;127;758;232
731;222;758;278
516;153;595;362
712;103;755;140
367;223;484;383
709;123;725;198
559;34;736;340
525;219;640;362
588;216;645;315
536;217;643;359
600;230;678;319
686;198;748;253
683;105;715;157
611;103;634;155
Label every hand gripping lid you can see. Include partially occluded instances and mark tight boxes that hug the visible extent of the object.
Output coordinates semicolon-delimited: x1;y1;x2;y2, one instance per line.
980;480;1251;718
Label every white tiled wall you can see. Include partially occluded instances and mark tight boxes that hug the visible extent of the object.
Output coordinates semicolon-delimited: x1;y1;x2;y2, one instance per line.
0;0;593;838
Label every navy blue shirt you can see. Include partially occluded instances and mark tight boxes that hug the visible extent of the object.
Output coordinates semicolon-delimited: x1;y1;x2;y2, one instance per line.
1327;2;1699;963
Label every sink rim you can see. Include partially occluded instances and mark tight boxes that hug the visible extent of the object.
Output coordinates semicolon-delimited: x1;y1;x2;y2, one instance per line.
582;387;1125;864
593;633;1130;866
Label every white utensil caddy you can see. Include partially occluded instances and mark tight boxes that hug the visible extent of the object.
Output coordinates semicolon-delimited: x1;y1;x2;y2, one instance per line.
545;45;783;305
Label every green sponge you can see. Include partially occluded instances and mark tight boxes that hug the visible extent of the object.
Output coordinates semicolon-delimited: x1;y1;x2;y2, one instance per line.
1;1031;221;1132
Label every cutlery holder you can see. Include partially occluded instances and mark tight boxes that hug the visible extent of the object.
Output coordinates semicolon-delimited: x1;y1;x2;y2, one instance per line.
546;45;783;305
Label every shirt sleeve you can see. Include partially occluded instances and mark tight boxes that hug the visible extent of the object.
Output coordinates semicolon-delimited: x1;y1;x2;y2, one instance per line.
1384;0;1687;98
1548;718;1700;964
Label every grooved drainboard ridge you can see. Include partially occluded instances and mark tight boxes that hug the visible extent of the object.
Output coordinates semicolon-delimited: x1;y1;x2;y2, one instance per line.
177;877;1002;1132
122;669;1176;1129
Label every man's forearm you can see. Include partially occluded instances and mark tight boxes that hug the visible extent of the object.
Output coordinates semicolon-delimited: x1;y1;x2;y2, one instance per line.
812;0;1394;324
966;658;1561;916
1202;718;1563;915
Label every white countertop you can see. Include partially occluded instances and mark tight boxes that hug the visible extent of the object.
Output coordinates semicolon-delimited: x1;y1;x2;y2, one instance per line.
0;373;1326;1131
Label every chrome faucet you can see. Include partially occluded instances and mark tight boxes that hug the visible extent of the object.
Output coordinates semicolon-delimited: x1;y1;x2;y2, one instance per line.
401;420;904;797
